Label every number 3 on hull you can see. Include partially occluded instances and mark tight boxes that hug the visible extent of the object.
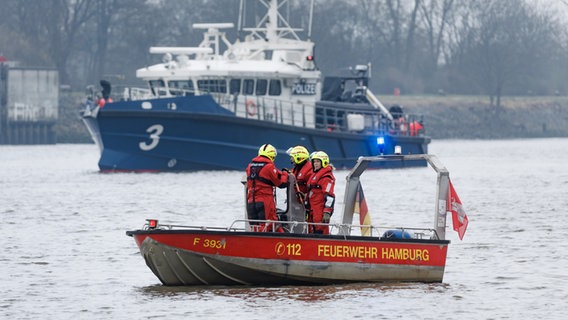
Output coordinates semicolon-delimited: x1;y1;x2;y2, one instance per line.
139;124;164;151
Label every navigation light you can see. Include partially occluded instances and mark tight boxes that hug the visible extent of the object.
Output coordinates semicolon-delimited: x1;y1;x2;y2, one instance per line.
146;219;158;230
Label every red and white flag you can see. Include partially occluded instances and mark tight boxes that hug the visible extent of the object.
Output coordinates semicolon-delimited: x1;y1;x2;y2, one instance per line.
448;180;468;240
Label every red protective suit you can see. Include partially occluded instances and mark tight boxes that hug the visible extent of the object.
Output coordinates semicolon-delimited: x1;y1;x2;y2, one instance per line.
306;166;335;234
292;160;313;198
246;155;288;232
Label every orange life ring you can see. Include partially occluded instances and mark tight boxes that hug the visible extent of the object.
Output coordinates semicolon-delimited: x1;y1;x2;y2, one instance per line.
246;99;257;117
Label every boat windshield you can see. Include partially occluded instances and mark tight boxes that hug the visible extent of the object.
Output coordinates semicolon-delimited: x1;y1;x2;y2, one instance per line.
168;80;195;96
149;80;168;96
197;79;227;94
146;77;288;99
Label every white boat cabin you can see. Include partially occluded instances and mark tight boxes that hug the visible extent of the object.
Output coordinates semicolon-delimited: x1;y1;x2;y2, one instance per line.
132;0;322;128
116;0;413;135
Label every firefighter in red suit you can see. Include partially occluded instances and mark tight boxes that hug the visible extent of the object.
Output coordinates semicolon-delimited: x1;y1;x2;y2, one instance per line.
246;144;289;232
306;151;335;234
286;146;312;202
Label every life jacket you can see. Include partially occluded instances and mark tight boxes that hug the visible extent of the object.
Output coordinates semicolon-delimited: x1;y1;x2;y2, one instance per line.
246;156;287;203
248;161;276;187
308;168;334;192
306;166;335;210
292;160;313;194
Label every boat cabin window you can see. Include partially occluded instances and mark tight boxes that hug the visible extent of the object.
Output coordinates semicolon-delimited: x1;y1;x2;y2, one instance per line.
197;79;227;93
168;80;194;96
243;79;254;95
256;79;267;96
269;79;281;96
229;79;241;95
149;79;167;96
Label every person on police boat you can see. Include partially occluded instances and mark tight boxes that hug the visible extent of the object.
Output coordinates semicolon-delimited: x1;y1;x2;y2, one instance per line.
305;151;335;235
246;144;289;232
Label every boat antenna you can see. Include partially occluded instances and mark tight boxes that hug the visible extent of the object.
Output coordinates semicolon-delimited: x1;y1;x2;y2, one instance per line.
238;0;245;40
308;0;314;39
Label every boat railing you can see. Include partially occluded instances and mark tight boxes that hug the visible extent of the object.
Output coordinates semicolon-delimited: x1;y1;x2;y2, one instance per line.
112;88;425;137
214;94;426;137
143;223;235;232
144;219;439;240
312;103;425;137
213;93;316;129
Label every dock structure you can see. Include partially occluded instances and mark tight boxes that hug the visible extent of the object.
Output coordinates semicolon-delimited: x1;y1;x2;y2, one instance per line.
0;63;59;144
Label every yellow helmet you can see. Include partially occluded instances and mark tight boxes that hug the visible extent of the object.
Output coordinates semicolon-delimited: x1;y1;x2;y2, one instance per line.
310;151;330;168
258;144;277;161
287;145;309;164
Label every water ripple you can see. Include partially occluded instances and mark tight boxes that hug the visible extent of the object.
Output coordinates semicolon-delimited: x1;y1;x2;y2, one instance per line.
1;141;568;319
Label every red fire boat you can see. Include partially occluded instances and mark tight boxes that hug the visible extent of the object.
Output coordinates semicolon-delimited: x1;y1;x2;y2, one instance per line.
127;154;468;286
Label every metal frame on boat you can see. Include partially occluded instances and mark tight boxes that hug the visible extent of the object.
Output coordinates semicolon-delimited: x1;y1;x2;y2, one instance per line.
126;154;455;286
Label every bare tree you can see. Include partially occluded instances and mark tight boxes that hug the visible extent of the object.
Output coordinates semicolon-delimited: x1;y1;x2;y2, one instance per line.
11;0;96;84
402;0;421;73
90;0;115;84
3;0;567;98
312;0;361;73
354;0;424;92
419;0;455;75
457;0;560;107
90;0;240;87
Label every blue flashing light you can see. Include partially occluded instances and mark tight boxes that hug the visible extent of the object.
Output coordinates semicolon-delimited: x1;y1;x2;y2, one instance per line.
376;137;385;145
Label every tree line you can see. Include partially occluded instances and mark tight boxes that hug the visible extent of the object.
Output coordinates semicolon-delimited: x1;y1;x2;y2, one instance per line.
0;0;566;108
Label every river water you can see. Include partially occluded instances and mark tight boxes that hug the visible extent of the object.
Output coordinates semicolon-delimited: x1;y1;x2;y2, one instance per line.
1;139;567;319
